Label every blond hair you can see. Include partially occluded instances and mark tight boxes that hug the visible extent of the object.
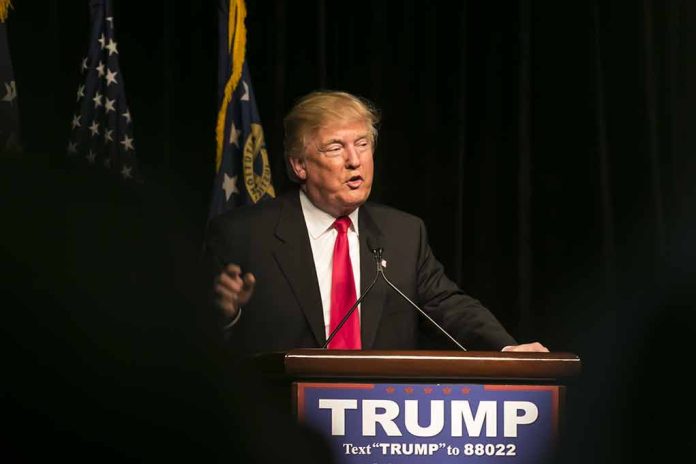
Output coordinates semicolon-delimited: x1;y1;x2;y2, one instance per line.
283;90;380;182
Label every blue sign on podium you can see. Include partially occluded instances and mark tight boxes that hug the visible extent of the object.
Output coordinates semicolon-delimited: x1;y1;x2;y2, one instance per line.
297;382;560;464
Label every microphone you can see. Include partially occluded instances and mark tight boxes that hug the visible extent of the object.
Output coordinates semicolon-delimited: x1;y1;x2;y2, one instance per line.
367;237;467;351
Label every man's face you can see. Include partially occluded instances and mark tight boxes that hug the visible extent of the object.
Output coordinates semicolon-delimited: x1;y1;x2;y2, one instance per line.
290;119;374;217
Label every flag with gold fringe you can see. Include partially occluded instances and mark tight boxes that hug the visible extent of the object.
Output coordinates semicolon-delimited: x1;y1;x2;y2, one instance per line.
0;0;21;154
209;0;275;220
67;0;141;181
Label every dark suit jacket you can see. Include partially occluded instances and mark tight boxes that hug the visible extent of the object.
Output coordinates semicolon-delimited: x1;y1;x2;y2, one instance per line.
205;188;516;356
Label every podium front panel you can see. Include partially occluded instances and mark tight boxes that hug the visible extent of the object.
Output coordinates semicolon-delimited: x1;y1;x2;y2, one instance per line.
295;381;562;464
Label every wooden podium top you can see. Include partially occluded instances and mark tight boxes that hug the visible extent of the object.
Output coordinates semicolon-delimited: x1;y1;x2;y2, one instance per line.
252;349;581;382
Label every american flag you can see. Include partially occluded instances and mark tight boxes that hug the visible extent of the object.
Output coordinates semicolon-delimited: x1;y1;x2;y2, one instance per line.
208;0;274;220
67;0;140;181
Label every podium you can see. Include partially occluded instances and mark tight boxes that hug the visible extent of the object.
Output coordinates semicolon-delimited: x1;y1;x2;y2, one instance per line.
253;349;581;464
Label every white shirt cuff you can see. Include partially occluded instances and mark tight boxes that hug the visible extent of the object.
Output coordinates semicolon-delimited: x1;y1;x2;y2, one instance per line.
222;306;242;331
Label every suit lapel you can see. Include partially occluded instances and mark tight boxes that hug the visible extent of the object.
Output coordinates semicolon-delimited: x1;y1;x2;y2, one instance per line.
358;204;386;349
272;191;326;346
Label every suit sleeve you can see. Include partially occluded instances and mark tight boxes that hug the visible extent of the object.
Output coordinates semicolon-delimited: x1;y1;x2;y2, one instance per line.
202;215;248;339
414;218;517;350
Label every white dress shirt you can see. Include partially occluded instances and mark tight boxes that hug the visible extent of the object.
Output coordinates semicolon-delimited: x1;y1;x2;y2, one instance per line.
299;189;361;338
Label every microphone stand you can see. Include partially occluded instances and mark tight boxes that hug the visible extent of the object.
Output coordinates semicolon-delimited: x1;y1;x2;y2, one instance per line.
371;247;467;351
323;246;467;351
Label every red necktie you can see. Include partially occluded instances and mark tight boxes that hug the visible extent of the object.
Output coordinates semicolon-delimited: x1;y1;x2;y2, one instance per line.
328;216;361;349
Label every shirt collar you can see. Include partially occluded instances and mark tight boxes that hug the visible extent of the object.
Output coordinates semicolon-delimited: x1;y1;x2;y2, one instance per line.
299;189;360;239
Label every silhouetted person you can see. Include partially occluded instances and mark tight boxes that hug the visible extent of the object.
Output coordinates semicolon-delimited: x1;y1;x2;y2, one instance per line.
0;155;333;462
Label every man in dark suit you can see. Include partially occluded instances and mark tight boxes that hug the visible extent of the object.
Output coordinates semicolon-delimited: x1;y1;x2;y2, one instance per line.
206;90;547;356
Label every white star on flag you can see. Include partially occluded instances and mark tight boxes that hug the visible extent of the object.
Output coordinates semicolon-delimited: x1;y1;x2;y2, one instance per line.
105;69;118;86
104;98;115;113
229;122;240;147
222;173;239;201
89;121;100;136
106;39;118;56
76;84;85;101
2;81;17;103
120;134;134;151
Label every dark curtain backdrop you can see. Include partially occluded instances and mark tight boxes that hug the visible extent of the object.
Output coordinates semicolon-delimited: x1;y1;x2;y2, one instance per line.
5;1;696;462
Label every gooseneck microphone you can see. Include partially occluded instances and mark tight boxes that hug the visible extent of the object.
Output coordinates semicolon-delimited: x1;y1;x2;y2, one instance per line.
368;237;467;351
323;236;467;351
